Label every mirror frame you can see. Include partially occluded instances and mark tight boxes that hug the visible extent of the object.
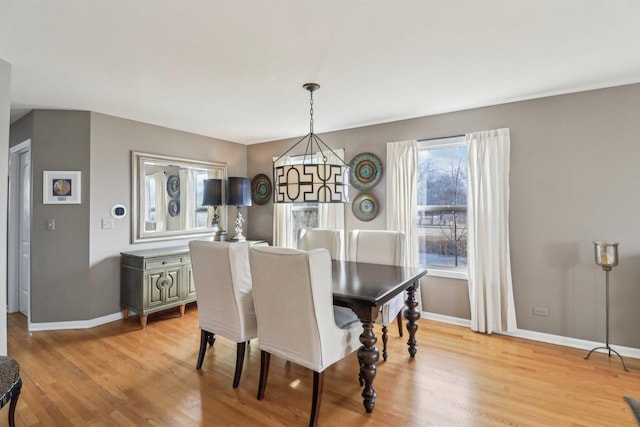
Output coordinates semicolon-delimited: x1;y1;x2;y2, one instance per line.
131;151;228;243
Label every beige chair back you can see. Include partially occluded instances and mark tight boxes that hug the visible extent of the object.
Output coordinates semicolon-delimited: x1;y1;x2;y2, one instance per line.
348;230;405;266
189;240;257;342
297;228;344;260
249;246;360;372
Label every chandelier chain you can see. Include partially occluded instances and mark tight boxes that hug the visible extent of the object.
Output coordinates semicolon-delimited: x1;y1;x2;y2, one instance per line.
309;90;314;134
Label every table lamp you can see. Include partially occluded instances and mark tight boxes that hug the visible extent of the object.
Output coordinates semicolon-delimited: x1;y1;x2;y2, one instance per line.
202;178;226;240
227;177;252;241
584;241;628;371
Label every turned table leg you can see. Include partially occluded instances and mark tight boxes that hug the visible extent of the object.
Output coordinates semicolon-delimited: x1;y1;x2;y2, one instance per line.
122;308;129;320
357;319;378;413
179;304;186;317
404;282;420;357
140;315;148;329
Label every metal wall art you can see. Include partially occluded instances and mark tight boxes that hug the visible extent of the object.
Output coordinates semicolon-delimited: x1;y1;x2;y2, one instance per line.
251;173;272;205
349;152;382;191
166;175;180;198
352;193;379;222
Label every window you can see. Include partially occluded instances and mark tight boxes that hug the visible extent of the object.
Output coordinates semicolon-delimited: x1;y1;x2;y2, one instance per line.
417;136;467;275
288;154;319;247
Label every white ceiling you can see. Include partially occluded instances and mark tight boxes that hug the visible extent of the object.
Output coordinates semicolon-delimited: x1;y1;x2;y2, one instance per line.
2;1;640;145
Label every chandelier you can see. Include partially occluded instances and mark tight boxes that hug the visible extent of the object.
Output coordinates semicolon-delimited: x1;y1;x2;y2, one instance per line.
273;83;350;203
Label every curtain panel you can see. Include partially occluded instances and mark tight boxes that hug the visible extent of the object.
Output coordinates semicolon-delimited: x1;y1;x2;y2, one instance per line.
386;140;422;311
466;128;517;334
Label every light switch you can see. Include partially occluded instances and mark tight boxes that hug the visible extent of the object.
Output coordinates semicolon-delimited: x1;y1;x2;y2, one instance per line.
46;219;55;231
102;218;115;229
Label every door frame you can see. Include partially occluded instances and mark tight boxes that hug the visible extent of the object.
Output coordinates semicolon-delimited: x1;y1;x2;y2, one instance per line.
8;139;31;326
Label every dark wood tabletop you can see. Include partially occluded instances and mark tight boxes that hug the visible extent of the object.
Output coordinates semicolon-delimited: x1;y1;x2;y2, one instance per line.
331;260;427;310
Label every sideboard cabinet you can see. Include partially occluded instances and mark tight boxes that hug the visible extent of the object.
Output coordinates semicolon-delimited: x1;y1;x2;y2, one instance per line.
120;246;195;328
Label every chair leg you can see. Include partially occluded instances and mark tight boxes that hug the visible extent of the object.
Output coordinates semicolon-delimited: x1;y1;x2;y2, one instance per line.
196;330;214;369
309;371;324;427
257;351;271;400
396;312;404;337
232;342;247;388
382;325;389;361
8;378;21;427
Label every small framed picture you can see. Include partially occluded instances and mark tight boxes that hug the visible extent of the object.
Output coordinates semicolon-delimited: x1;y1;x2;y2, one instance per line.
43;171;82;204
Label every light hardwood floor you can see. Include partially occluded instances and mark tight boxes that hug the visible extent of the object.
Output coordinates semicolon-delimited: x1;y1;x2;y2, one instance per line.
6;306;640;426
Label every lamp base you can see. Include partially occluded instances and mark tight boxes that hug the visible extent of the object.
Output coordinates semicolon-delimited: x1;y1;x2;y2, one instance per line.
584;345;629;371
230;233;247;242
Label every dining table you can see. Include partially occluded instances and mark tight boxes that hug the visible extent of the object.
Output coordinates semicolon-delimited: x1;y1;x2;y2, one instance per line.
331;259;427;413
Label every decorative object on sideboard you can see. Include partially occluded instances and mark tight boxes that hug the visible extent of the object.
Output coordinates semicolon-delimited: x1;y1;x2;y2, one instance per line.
349;152;382;191
251;174;272;205
352;193;379;222
202;178;226;240
228;177;252;241
273;83;350;203
584;241;628;371
43;170;82;204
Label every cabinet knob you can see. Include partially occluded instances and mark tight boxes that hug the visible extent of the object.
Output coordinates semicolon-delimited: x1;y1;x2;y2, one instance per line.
159;278;170;287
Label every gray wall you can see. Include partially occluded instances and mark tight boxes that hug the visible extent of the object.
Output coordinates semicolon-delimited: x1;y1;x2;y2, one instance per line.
247;83;640;348
10;110;91;323
9;111;247;323
89;113;247;319
0;59;11;354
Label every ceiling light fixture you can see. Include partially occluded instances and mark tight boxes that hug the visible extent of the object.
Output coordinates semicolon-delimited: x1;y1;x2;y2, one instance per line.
273;83;350;203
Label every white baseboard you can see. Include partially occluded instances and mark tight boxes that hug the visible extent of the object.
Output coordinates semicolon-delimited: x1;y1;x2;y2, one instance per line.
27;309;640;360
423;311;640;360
422;311;471;328
29;312;124;332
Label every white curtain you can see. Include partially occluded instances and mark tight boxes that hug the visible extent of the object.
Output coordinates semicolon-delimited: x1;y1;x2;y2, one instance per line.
466;128;517;334
273;155;293;248
153;172;166;231
179;169;196;230
386;140;422;311
318;148;345;231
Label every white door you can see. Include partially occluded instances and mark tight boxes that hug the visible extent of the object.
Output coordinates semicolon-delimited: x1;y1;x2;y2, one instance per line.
18;151;31;316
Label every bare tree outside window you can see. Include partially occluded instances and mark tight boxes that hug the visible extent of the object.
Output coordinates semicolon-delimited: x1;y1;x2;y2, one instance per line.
417;137;467;269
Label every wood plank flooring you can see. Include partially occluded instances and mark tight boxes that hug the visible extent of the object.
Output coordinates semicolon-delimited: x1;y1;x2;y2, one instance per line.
5;306;640;426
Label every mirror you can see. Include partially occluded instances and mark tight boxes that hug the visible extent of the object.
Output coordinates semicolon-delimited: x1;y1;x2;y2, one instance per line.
132;151;228;243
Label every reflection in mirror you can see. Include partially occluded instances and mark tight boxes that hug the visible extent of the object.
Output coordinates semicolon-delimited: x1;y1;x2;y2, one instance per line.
132;151;227;243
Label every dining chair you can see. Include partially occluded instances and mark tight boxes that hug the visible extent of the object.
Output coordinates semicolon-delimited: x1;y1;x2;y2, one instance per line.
297;227;344;260
348;230;406;361
249;246;362;427
188;240;258;388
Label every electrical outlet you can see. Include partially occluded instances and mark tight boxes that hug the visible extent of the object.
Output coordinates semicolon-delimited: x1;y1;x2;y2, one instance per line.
102;218;115;229
533;306;549;317
46;219;55;231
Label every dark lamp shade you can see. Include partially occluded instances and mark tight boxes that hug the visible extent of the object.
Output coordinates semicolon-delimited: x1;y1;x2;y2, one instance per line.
227;177;252;206
202;179;222;206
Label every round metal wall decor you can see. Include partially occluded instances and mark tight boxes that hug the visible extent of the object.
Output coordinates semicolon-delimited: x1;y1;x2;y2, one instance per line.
349;152;382;191
168;199;180;217
352;193;379;222
166;175;180;198
251;174;272;205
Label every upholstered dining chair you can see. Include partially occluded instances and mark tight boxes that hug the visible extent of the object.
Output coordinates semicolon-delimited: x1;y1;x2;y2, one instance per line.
297;227;344;260
0;356;21;427
348;230;406;361
188;240;258;388
249;246;362;427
